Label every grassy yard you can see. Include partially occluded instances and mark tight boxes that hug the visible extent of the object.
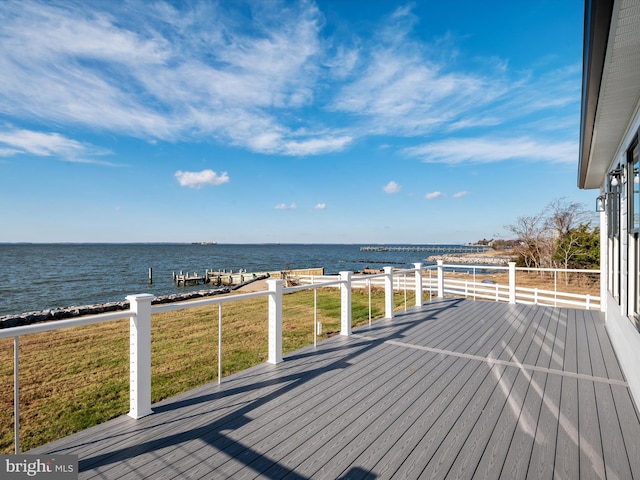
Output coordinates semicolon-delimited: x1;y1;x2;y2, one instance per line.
0;287;413;453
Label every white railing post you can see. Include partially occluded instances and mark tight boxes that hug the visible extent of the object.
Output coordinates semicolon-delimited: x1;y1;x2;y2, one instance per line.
473;267;477;301
437;260;444;298
413;263;423;306
267;279;283;364
126;293;154;419
508;262;516;304
384;267;394;319
340;271;352;336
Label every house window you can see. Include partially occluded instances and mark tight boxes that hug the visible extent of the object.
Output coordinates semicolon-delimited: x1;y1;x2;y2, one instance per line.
628;138;640;327
630;141;639;233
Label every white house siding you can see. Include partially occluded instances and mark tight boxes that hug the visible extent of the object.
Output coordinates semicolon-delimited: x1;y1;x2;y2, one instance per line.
602;96;640;408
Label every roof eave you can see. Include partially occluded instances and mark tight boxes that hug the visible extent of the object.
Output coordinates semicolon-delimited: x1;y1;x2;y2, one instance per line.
578;0;614;189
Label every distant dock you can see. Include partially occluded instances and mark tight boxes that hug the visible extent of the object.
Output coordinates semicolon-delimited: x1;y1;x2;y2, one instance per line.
172;269;252;287
359;245;491;253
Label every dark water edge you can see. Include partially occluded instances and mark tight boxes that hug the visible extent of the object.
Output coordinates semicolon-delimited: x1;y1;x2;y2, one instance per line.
0;243;472;317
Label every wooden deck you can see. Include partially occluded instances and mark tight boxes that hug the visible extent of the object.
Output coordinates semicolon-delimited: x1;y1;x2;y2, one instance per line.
30;299;640;479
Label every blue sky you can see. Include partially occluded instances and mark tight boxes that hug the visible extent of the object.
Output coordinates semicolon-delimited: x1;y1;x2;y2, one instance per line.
0;0;593;244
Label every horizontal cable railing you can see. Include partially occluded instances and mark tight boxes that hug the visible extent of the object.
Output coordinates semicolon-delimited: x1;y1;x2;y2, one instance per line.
0;262;599;454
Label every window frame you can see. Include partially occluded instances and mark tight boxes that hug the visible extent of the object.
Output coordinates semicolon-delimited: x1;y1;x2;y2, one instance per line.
628;136;639;234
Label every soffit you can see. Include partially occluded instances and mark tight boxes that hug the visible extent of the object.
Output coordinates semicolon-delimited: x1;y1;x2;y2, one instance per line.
584;0;640;189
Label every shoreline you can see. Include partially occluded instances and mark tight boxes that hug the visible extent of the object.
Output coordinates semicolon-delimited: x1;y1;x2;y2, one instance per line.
426;249;516;266
1;254;521;327
0;267;323;329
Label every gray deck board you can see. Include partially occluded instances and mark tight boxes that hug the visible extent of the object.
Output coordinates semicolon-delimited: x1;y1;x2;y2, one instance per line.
549;307;568;372
391;362;509;479
362;358;481;478
595;381;632;479
28;299;640;479
471;367;531;479
577;378;606;479
587;309;626;381
265;352;441;478
500;370;547;480
610;384;640;477
555;376;580;479
527;372;561;480
225;349;429;478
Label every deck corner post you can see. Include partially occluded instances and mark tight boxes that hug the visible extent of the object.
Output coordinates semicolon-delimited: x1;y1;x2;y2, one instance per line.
267;279;284;364
384;267;394;319
340;271;353;335
437;260;444;298
413;263;423;307
508;262;516;304
126;293;155;419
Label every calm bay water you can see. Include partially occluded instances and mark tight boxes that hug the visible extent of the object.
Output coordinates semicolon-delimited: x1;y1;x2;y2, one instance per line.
0;243;466;316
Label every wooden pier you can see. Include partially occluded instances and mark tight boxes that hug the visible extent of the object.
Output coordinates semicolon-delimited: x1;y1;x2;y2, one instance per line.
172;272;207;286
360;245;491;253
172;270;251;287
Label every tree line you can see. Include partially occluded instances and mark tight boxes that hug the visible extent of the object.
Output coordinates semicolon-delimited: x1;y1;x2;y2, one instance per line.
479;198;599;270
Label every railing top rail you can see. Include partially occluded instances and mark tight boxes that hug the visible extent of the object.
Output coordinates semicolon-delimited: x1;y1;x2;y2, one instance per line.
284;277;344;293
434;263;600;275
514;267;601;274
151;290;270;314
0;310;133;339
353;272;387;281
440;263;510;271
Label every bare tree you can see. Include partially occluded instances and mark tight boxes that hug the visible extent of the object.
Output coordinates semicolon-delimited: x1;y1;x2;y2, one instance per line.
505;198;594;269
545;197;592;238
506;213;548;268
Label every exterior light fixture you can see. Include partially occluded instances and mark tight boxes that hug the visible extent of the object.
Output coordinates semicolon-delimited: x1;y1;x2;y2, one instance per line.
609;167;624;186
596;195;606;212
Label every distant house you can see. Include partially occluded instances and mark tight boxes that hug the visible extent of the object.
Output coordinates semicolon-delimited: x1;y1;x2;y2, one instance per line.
579;0;640;407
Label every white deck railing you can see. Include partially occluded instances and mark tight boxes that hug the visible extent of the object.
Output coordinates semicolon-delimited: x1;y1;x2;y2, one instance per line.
296;261;600;311
0;262;599;453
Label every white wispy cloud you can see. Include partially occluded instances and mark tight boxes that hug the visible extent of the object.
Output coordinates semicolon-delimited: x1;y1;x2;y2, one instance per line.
0;1;581;160
275;203;297;210
315;203;327;210
0;148;20;157
327;6;580;143
328;8;511;137
404;137;576;164
383;181;401;194
0;128;113;164
175;169;230;188
453;191;470;198
425;191;443;200
280;136;353;156
0;1;346;156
